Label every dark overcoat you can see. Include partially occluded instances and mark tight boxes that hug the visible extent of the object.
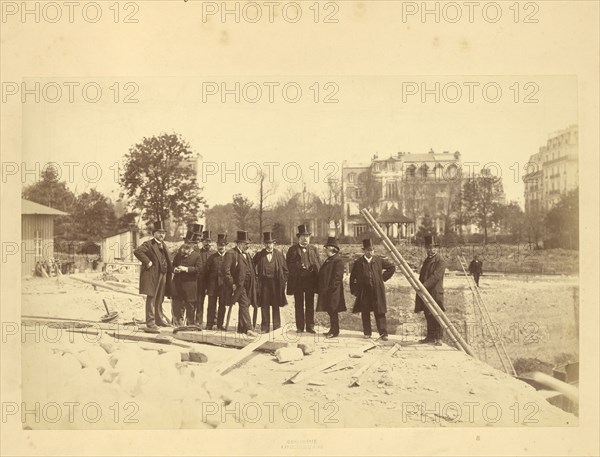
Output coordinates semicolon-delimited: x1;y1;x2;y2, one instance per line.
469;259;483;274
285;244;321;295
316;252;346;313
350;256;396;314
171;249;202;302
253;249;288;307
222;248;257;307
206;251;227;296
414;254;446;313
133;238;173;298
194;246;215;294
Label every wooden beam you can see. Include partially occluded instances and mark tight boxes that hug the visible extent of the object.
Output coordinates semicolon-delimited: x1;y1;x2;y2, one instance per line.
285;342;376;384
349;344;400;387
70;275;140;296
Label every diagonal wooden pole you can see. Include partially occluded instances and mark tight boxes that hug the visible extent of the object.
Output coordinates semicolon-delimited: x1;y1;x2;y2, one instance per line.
361;209;476;357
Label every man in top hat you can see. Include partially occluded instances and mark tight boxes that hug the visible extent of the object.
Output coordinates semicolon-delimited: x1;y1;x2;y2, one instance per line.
316;237;346;338
171;230;203;327
222;231;258;337
414;235;447;346
206;233;229;330
469;254;483;287
192;228;215;328
350;239;396;341
286;224;321;333
253;232;288;333
133;220;173;333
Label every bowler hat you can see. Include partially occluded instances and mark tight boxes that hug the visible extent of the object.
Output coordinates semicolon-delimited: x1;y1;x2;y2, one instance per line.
202;230;212;241
152;220;167;232
296;224;311;236
216;233;228;246
236;231;251;243
189;223;203;234
263;232;276;243
324;236;340;251
362;238;373;249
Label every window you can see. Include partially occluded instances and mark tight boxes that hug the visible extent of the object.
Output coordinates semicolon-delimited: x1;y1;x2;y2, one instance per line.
405;165;416;178
354;225;368;237
348;173;356;183
355;188;363;199
34;230;42;258
386;182;398;198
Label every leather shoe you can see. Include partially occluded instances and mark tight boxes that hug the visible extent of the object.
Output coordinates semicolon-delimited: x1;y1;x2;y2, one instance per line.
206;325;214;331
363;334;372;339
418;337;433;344
325;333;339;339
434;339;442;346
306;328;316;334
246;330;258;338
380;335;389;341
144;326;160;334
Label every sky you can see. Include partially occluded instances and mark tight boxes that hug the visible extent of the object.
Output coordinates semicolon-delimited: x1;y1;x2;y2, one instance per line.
20;75;577;209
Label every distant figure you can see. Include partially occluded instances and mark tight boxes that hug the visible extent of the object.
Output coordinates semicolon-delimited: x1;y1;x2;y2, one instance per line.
414;235;446;346
350;239;395;341
316;237;346;339
206;234;229;330
469;255;483;287
171;232;202;327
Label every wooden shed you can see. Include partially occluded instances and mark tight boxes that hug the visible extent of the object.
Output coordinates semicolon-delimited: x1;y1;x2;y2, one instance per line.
21;199;69;277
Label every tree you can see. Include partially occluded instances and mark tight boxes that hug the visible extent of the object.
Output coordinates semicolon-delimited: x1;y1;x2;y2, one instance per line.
232;194;254;231
318;178;343;232
205;203;237;235
525;206;545;248
22;166;77;242
119;133;206;230
544;188;578;249
256;170;277;237
72;189;118;240
358;168;382;216
415;213;435;244
462;171;504;244
497;201;526;242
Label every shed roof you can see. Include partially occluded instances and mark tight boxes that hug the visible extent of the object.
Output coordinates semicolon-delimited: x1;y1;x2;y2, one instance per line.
21;199;69;216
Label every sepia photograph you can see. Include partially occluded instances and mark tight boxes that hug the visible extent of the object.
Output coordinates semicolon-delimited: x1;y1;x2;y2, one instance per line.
1;1;598;456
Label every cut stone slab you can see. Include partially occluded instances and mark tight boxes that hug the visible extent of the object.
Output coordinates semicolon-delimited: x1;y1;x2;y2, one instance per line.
298;342;315;355
275;347;304;363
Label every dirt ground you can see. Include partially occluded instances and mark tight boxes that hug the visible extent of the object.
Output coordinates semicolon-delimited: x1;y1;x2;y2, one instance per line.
20;272;578;429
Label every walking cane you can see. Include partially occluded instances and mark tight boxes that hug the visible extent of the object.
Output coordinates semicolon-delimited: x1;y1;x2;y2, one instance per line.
252;304;258;329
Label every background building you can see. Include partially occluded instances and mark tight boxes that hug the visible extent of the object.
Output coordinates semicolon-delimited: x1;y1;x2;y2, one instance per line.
342;150;465;239
524;125;579;212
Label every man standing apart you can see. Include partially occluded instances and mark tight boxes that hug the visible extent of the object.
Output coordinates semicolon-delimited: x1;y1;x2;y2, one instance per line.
469;254;483;287
414;235;446;346
223;231;258;337
206;234;229;330
316;237;346;338
134;220;173;333
350;239;396;341
286;224;321;333
253;232;288;333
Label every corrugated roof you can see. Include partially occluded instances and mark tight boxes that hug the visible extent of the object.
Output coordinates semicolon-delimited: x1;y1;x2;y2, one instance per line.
21;199;69;216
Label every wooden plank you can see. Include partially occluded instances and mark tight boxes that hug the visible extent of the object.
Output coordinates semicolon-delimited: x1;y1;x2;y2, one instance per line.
349;344;401;387
70;275;140;296
172;330;286;352
285;342;376;384
214;327;283;375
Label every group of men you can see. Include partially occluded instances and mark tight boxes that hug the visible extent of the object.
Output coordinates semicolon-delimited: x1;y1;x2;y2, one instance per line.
133;221;447;345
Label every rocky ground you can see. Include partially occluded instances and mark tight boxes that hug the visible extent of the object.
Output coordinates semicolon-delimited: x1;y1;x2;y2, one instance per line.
20;272;578;429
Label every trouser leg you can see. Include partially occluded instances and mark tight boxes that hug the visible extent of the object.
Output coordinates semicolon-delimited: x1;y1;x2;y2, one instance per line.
294;292;305;331
216;290;227;328
207;295;217;327
272;305;281;331
374;312;388;337
237;287;252;333
361;310;372;336
328;310;339;335
305;292;315;331
195;293;206;327
154;273;168;325
145;295;156;327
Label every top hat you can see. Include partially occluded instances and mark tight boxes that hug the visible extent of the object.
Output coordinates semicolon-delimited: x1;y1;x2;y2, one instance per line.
324;236;340;251
152;220;167;232
362;238;374;249
216;233;228;246
423;235;440;247
202;230;212;241
236;230;251;243
296;224;311;236
183;230;196;242
263;232;276;243
189;223;203;234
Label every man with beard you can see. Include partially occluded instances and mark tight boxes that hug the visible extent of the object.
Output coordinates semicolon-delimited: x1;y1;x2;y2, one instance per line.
350;238;395;341
134;220;173;333
206;233;229;330
253;232;288;333
286;224;321;333
193;228;215;328
222;231;258;337
316;237;346;339
171;231;202;327
414;235;446;346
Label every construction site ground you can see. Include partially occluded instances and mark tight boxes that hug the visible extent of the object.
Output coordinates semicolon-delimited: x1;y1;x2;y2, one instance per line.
20;273;578;429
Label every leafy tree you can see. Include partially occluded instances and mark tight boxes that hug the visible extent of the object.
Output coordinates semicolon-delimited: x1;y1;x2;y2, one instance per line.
232;193;254;231
22;166;77;242
415;214;436;244
462;170;504;244
72;189;118;240
544;188;578;249
318;178;343;232
119;133;206;229
358;168;382;216
496;201;526;242
205;203;237;236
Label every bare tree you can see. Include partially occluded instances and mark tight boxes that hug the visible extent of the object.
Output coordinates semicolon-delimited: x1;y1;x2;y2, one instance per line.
256;170;278;236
